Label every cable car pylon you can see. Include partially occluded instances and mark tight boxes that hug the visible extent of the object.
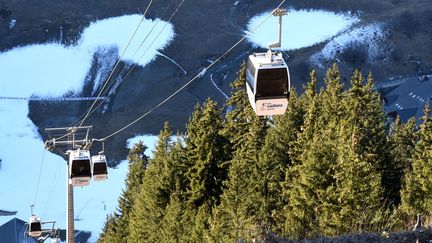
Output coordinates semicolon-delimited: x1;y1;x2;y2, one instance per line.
246;8;291;116
44;125;109;243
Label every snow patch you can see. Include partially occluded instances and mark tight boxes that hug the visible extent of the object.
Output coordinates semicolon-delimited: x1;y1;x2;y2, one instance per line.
0;44;92;97
198;68;207;78
310;22;388;64
210;73;229;99
157;51;187;75
9;19;16;29
0;14;174;98
246;9;359;50
91;47;119;95
79;15;174;67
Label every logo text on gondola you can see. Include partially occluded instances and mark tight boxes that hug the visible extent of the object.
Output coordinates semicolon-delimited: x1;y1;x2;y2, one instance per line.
260;103;283;111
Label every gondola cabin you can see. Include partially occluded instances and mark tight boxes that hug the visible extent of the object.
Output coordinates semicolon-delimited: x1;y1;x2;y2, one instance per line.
91;154;108;181
27;215;42;237
246;51;290;116
69;149;91;186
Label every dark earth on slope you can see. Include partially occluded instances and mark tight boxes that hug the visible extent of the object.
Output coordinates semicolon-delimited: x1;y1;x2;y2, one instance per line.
1;0;431;163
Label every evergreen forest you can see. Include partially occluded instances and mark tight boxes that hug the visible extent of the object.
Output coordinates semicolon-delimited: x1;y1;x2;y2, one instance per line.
98;64;432;242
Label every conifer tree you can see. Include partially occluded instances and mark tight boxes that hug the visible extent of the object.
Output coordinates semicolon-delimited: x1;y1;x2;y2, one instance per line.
283;70;322;239
400;104;432;214
223;63;256;149
305;64;345;235
188;203;212;242
328;133;382;234
323;70;384;235
210;61;276;241
97;214;119;243
342;71;388;163
287;69;318;166
98;142;148;242
158;137;189;242
277;75;318;237
185;98;231;208
210;115;266;242
121;142;149;208
283;67;387;237
160;192;186;242
318;64;344;127
387;117;417;205
127;122;175;242
170;98;232;240
258;88;303;236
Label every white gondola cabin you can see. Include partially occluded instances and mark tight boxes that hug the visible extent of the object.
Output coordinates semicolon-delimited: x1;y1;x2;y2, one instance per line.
91;154;108;181
246;51;290;116
69;149;91;186
27;215;42;237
